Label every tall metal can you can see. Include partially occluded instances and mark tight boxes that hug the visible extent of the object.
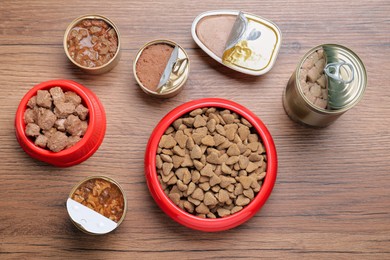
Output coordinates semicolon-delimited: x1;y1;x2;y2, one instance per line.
283;44;367;127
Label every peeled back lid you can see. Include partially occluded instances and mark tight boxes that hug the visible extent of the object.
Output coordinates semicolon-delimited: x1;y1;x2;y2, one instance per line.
192;10;282;76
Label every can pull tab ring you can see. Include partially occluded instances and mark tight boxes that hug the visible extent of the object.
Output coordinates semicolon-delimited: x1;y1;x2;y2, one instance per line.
324;61;354;84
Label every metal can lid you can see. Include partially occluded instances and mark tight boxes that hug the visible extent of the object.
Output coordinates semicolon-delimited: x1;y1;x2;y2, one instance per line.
67;198;118;234
322;44;367;110
192;10;282;76
133;39;190;98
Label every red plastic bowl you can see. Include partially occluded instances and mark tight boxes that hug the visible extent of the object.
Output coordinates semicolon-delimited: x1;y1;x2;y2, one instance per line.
145;98;277;232
15;79;106;167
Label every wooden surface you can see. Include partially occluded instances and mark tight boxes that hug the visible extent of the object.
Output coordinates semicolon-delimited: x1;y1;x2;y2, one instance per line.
1;0;389;259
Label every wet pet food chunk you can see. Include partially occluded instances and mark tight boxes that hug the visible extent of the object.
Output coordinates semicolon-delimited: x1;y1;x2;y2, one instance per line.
24;87;89;152
299;48;328;109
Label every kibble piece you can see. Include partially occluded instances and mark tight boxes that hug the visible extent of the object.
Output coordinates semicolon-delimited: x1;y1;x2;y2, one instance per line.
172;146;184;157
234;183;243;196
225;156;239;165
36;90;52;108
159;135;177;148
181;154;194;167
190;145;202;159
231;206;243;214
189;108;203;117
47;131;68;152
25;123;40;137
209;174;221;186
34;134;48;148
206;119;216;133
204;192;218;206
221;163;232;174
168;193;180;205
207;151;221;164
193;115;206;128
75;104;89;120
243;189;254;199
217;208;231;217
183;201;194;213
246;161;258;173
247;142;259;152
236;195;251;206
177;180;188;192
174;130;188;149
186;182;196;196
201;135;215;146
37;108;56;131
238;125;250;141
239;155;250;169
227;143;240;156
200;163;214;177
195;203;209;214
160;154;172;163
248;134;258;143
162;162;173;176
238;176;253;189
199;182;210;191
172;155;184;168
218;189;230;203
192;188;205;201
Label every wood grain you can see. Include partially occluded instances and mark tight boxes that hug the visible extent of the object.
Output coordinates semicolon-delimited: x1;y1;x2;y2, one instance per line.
0;0;389;259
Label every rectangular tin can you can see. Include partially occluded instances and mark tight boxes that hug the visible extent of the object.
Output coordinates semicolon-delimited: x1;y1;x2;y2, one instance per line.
283;44;367;127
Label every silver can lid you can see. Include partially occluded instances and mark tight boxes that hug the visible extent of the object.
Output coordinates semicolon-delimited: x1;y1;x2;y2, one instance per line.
322;44;367;110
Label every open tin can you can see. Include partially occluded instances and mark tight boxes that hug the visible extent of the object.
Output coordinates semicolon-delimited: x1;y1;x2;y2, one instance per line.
283;44;367;127
63;14;121;74
66;176;127;235
133;39;190;98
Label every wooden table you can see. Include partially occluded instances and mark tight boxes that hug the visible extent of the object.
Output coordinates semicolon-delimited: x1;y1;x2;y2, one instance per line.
1;0;389;259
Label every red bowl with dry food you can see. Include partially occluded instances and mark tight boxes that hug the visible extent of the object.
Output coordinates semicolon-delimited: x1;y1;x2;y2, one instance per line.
145;98;277;232
15;79;106;167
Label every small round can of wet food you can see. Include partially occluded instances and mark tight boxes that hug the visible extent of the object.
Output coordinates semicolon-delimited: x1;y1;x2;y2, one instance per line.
66;176;127;235
133;39;190;98
283;44;367;127
64;14;121;74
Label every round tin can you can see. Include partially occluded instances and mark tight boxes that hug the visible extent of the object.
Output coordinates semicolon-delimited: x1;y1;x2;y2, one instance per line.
133;39;190;98
63;14;121;74
66;176;127;235
283;44;367;127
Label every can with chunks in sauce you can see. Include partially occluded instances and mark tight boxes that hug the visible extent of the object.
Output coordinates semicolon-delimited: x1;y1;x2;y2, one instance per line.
66;176;127;235
283;44;367;127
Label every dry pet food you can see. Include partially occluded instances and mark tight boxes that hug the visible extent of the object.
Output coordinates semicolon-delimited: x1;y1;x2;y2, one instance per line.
299;48;328;109
156;108;267;218
67;19;118;68
24;87;89;152
71;178;125;222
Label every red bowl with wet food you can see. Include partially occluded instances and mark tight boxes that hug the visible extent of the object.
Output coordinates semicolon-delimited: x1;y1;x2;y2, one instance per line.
15;79;106;167
145;98;277;232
